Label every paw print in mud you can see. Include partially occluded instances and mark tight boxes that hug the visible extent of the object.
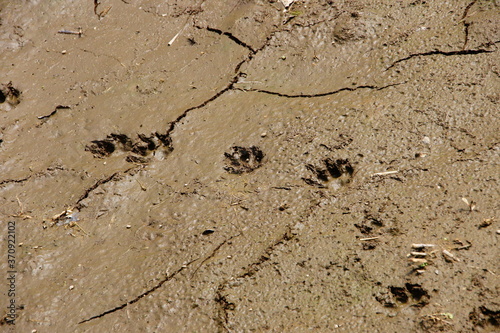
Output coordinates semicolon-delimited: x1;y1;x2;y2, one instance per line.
302;158;354;188
85;132;173;163
223;146;264;174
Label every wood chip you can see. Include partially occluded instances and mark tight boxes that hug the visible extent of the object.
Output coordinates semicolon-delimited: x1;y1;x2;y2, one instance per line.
409;258;427;263
442;249;460;262
360;236;380;241
411;243;435;248
371;170;399;176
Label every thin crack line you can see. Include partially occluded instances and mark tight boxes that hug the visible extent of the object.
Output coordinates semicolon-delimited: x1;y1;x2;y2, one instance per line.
78;48;126;68
0;176;31;186
78;258;197;324
461;1;477;21
191;233;242;278
0;166;67;187
74;166;140;209
385;48;496;71
240;81;407;98
214;226;294;332
164;66;244;137
460;0;477;50
199;26;256;53
163;27;278;138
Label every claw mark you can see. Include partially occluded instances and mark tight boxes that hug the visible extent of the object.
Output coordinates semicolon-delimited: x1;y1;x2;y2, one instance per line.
386;48;495;71
78;259;197;324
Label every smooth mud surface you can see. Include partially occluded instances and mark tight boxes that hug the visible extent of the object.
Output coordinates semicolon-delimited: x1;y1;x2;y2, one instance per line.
1;1;499;332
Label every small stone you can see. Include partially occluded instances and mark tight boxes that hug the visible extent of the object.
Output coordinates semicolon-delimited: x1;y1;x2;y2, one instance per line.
61;50;67;54
126;225;132;229
202;229;215;235
69;285;74;290
261;132;267;137
422;136;431;145
496;230;500;235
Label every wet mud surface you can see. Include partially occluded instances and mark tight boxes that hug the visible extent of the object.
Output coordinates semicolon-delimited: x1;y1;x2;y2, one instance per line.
1;0;499;332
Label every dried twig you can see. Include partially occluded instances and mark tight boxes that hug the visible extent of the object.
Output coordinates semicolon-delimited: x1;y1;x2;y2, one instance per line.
409;258;428;263
168;22;190;46
10;196;32;219
57;28;83;37
371;170;399;177
442;249;460;262
360;236;380;241
461;197;476;212
411;243;435;249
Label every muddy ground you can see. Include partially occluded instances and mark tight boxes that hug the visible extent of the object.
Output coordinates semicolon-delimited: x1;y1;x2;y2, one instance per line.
1;0;499;332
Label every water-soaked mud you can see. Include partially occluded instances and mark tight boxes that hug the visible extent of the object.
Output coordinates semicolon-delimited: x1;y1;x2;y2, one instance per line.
1;0;499;332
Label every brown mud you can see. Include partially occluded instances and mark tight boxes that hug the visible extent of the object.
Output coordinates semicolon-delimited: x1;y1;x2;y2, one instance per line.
0;0;499;332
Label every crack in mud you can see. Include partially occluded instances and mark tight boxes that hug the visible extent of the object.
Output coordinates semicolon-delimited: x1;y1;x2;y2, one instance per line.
0;176;31;186
191;233;242;278
214;227;295;332
163;27;276;138
74;166;141;209
386;47;497;71
79;48;126;68
164;69;243;137
461;1;477;50
244;81;406;98
78;258;197;324
78;233;239;324
0;165;67;187
199;26;257;53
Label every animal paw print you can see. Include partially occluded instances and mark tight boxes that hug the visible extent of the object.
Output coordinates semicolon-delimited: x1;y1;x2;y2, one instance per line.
223;146;264;174
302;158;354;188
0;81;21;108
86;132;173;163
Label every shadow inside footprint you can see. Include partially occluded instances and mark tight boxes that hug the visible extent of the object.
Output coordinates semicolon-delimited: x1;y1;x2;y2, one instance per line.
302;158;354;188
223;146;264;174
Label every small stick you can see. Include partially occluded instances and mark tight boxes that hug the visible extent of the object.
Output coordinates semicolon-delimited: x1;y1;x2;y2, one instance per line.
58;28;83;37
410;252;428;257
411;243;435;248
11;196;32;219
168;22;189;46
136;180;147;191
73;222;89;236
409;258;427;263
461;197;476;212
360;236;380;241
371;170;399;176
99;6;112;19
442;249;460;262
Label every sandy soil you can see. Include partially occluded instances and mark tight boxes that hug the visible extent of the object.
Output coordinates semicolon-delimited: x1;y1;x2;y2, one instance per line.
1;0;499;332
